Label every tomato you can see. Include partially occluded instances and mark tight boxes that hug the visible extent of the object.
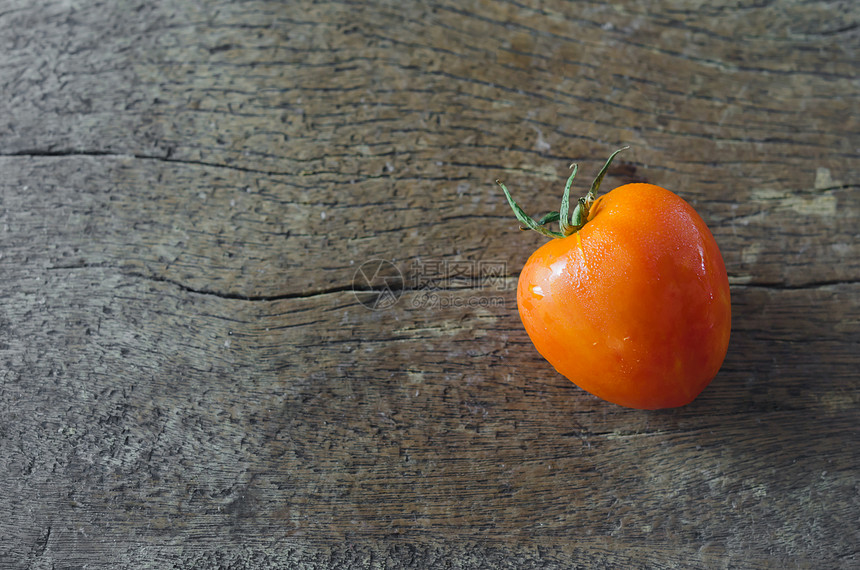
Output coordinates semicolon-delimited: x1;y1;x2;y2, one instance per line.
497;149;730;409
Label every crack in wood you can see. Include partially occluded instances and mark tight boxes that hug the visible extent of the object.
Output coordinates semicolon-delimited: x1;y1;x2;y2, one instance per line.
0;149;294;177
730;279;860;291
43;263;858;299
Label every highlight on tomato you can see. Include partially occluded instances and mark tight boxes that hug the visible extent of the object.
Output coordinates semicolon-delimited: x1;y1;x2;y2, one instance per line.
497;148;731;409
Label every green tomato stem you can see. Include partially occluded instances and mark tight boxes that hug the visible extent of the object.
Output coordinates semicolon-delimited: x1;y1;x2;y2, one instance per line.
497;179;565;239
538;211;560;226
587;146;629;205
498;146;629;240
559;163;578;236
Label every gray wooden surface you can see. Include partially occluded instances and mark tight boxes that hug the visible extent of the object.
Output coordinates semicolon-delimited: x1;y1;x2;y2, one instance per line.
1;0;858;568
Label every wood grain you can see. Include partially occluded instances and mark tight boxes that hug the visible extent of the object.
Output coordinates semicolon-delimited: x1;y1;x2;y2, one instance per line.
1;0;858;568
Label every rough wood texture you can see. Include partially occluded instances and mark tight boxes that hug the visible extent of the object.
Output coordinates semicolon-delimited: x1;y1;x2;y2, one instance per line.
1;0;858;568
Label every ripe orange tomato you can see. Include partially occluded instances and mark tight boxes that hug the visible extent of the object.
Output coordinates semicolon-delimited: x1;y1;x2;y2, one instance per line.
497;149;730;409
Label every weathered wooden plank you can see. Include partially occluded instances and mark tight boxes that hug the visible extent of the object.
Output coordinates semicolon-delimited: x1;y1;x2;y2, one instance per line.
1;154;857;299
2;2;858;295
2;258;857;566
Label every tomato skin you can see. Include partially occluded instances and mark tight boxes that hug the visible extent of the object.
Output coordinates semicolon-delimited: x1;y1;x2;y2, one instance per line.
517;183;731;409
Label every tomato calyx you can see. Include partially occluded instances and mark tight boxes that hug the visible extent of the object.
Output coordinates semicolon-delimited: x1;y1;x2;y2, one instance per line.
496;146;629;239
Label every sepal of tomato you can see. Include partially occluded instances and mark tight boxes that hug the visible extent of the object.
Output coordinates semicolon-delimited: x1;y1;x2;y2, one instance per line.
498;151;731;409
